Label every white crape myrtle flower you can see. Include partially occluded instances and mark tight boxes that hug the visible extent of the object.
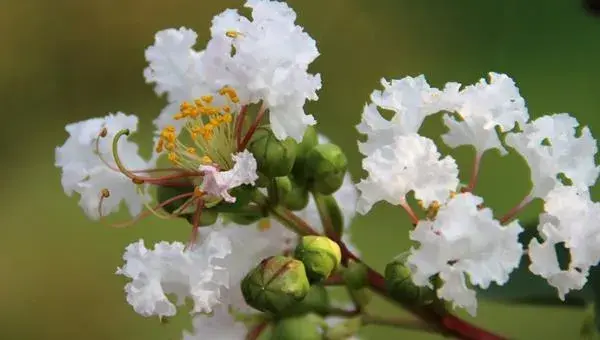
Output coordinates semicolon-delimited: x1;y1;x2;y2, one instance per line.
356;133;459;214
357;76;457;156
506;113;599;200
183;305;248;340
528;185;600;299
441;72;529;156
209;0;322;142
55;112;153;219
199;150;259;203
116;230;232;318
407;193;523;316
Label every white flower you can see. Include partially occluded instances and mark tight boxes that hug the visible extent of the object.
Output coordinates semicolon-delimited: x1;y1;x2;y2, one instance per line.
528;185;600;299
356;134;459;214
441;72;529;155
357;76;453;156
199;150;258;203
209;0;321;142
183;305;248;340
407;193;523;316
116;231;232;318
55;112;152;219
506;113;599;199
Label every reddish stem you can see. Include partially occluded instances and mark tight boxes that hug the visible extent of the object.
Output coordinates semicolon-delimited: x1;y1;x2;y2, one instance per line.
323;272;345;286
399;199;420;226
235;105;248;148
499;195;532;225
238;105;266;152
245;320;268;340
464;153;482;193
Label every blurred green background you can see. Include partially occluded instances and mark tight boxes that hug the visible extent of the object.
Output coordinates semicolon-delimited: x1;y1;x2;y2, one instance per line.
2;0;599;339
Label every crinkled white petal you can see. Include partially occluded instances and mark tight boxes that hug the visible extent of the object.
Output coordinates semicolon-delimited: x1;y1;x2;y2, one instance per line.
441;72;529;155
356;134;459;214
506;113;599;199
528;185;600;299
55;112;152;219
407;193;523;316
357;76;454;155
207;0;321;142
199;150;258;202
183;305;248;340
116;231;232;318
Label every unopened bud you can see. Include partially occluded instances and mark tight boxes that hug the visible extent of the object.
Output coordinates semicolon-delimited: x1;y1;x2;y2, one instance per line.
283;176;309;211
248;127;297;178
270;313;325;340
384;252;435;306
294;236;341;283
226;208;265;225
268;176;292;205
281;285;330;316
304;144;347;195
342;260;368;290
241;256;310;314
292;126;318;181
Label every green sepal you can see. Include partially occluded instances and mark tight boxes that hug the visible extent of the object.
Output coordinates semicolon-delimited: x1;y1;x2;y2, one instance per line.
313;192;344;239
304;144;348;195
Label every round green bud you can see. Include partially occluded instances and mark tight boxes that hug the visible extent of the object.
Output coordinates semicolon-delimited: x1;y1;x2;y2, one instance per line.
384;252;435;306
292;126;319;181
342;260;368;290
270;314;324;340
283;176;309;211
255;172;270;188
281;284;330;316
241;256;310;314
156;181;195;215
268;176;292;205
313;193;344;238
249;127;297;178
183;209;219;226
294;236;342;283
304;144;347;195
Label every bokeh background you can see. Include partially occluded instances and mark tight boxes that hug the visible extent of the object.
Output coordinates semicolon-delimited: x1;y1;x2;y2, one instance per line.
2;0;599;339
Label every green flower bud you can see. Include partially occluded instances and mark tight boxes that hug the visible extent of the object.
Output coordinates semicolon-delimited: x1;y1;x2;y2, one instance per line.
281;285;330;316
241;256;310;314
284;176;310;211
292;126;318;181
183;209;219;226
156;181;195;215
342;260;368;290
294;236;342;283
271;313;325;340
225;208;265;225
249;127;297;178
304;144;347;195
268;176;292;205
384;252;435;306
255;172;271;188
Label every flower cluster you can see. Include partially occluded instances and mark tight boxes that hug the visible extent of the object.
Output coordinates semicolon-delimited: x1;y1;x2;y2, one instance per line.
357;73;599;315
54;0;599;338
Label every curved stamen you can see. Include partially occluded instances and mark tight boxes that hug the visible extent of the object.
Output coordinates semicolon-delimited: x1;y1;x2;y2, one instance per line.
238;103;266;152
98;188;195;228
187;199;205;250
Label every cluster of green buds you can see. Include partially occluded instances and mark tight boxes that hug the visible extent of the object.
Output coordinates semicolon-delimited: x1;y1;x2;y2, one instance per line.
241;236;342;315
384;252;437;306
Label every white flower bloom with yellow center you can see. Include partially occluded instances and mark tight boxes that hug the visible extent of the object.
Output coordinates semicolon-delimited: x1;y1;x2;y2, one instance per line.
116;231;232;318
55;112;153;219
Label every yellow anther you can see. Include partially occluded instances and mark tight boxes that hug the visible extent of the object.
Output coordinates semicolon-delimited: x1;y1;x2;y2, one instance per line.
209;118;220;126
165;142;175;151
101;188;110;198
223;105;231;113
225;30;241;38
193;186;205;197
155;139;164;153
426;201;441;220
186;147;196;154
221;114;233;123
258;218;271;231
99;127;108;138
449;191;457;199
173;112;185;120
168;152;178;162
201;95;214;104
200;156;212;164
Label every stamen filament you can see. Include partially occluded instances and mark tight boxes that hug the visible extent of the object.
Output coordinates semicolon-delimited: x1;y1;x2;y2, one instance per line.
238;103;266;151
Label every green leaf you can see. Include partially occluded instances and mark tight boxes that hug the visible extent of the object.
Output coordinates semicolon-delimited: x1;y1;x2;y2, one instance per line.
477;225;593;306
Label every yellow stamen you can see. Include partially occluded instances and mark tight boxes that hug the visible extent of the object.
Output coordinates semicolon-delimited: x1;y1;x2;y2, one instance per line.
186;147;196;154
225;30;241;38
168;152;178;162
200;156;212;164
194;186;205;197
201;95;214;104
